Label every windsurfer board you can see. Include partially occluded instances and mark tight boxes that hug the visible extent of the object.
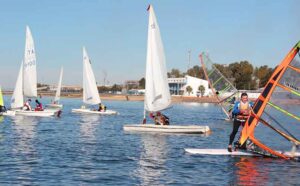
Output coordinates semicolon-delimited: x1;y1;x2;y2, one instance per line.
124;124;210;134
184;149;261;156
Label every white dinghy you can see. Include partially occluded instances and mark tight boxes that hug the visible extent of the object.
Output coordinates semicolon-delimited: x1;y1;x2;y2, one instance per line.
13;26;60;117
46;67;64;108
71;47;117;115
123;5;210;134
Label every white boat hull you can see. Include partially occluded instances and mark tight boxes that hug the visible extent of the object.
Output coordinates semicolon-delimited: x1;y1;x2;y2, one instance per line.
15;109;60;117
123;124;210;134
71;108;117;115
184;148;300;157
46;103;63;108
1;110;16;116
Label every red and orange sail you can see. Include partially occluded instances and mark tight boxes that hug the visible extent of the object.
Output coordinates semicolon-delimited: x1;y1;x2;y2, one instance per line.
240;41;300;159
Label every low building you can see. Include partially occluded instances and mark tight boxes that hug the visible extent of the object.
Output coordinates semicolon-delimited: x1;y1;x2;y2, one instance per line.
168;75;212;97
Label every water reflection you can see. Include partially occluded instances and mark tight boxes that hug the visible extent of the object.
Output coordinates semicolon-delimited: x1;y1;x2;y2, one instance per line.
135;134;168;186
11;115;38;155
77;114;101;182
11;115;38;185
79;114;101;141
233;158;269;185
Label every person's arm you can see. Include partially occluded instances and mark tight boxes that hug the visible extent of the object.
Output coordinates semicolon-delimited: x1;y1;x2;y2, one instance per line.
232;102;240;115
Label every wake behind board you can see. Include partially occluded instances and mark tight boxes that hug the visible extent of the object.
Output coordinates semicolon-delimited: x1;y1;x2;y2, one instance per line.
123;124;210;134
184;149;261;156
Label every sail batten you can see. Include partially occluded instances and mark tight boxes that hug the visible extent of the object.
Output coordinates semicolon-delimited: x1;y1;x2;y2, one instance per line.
144;5;171;113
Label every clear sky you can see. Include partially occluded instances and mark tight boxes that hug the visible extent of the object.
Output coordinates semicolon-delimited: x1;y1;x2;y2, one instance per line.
0;0;299;89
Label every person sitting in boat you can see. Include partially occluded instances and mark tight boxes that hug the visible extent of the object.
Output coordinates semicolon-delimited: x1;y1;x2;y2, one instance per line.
97;103;102;111
97;103;106;112
160;113;169;125
228;93;253;152
0;105;7;113
35;99;44;111
23;99;32;111
149;112;169;125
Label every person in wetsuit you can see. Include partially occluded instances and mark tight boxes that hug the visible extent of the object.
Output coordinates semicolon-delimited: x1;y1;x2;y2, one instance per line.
228;93;253;152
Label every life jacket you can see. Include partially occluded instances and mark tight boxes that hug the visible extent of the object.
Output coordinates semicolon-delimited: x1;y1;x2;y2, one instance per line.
236;101;251;122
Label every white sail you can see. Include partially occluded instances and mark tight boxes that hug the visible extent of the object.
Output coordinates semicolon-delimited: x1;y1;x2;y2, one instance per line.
144;5;171;112
54;67;63;102
11;61;24;109
82;47;101;105
23;26;37;97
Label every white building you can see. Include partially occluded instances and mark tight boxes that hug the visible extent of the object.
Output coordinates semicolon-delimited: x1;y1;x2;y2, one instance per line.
168;75;212;97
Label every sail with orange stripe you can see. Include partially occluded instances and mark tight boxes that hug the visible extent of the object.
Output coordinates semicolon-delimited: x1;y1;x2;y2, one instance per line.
239;41;300;159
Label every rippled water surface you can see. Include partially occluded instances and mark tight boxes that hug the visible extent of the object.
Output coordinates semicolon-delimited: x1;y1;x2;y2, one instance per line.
0;96;299;185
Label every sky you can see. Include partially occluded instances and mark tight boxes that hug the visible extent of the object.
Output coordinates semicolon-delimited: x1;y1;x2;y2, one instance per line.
0;0;299;89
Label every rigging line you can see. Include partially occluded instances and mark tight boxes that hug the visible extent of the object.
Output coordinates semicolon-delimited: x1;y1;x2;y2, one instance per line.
263;111;298;141
250;111;300;145
219;85;232;94
212;76;223;87
267;101;300;121
207;68;215;76
218;92;238;104
277;83;300;97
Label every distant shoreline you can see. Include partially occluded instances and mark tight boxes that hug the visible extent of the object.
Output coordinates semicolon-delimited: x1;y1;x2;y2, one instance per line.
2;91;220;103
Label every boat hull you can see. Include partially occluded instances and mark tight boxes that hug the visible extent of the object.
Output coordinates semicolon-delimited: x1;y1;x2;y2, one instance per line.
123;124;210;134
46;103;63;108
1;110;16;116
15;109;60;117
71;108;117;115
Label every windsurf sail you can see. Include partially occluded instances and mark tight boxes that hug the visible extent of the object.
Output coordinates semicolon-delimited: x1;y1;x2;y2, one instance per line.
239;41;300;159
200;52;239;119
144;5;171;115
82;47;101;105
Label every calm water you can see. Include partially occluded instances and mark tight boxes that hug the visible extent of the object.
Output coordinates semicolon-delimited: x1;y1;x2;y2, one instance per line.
0;96;299;185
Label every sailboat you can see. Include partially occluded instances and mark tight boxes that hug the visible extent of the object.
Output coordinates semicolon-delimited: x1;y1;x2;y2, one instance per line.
0;86;15;116
71;47;117;115
46;67;64;108
13;26;60;117
200;52;239;121
123;5;210;134
186;41;300;158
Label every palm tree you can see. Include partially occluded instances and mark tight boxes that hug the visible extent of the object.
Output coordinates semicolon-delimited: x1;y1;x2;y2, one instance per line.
198;85;205;97
186;86;193;96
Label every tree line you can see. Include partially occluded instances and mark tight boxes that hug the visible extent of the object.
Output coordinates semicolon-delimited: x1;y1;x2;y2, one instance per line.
166;61;274;90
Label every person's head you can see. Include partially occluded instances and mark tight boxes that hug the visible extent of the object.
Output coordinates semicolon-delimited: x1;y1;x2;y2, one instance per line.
241;93;248;103
157;112;161;116
149;112;154;118
35;99;40;104
28;99;31;102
